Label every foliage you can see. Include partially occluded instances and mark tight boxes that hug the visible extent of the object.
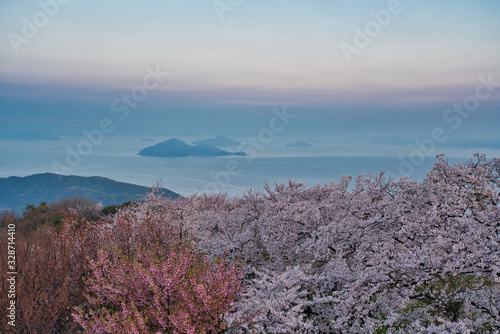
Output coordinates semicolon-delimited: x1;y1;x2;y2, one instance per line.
0;221;97;333
0;209;19;228
189;153;500;332
73;245;244;333
17;197;102;233
100;201;134;216
1;153;499;333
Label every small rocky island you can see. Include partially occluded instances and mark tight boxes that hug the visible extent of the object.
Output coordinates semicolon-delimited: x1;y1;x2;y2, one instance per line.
286;141;311;147
0;131;61;141
138;138;246;157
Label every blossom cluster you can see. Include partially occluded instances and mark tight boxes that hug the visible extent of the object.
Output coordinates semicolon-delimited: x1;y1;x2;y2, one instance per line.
73;246;244;333
12;153;496;333
129;153;498;333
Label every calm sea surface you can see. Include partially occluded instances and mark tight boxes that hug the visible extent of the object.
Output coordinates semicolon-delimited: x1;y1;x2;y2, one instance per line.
0;136;493;197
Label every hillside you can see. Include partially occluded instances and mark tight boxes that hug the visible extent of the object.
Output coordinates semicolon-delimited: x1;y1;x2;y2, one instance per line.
0;173;180;213
138;138;246;157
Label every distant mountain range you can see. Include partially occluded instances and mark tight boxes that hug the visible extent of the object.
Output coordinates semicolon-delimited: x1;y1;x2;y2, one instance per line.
0;131;61;141
192;136;240;147
0;173;180;214
138;138;246;157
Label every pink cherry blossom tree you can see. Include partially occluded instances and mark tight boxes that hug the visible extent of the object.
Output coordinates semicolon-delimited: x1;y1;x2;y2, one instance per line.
73;244;244;333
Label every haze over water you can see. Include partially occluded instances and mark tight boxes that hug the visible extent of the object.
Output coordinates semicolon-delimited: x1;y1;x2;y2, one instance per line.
1;0;499;196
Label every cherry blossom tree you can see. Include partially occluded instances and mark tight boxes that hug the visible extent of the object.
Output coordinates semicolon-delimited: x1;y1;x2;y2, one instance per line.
64;153;499;333
73;245;244;333
192;154;500;332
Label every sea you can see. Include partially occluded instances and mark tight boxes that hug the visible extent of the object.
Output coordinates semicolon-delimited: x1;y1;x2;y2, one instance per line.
0;135;496;198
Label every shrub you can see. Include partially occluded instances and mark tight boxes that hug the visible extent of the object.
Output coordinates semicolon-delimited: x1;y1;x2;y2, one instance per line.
0;224;94;333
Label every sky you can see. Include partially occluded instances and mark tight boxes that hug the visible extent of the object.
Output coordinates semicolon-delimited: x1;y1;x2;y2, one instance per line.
0;0;499;150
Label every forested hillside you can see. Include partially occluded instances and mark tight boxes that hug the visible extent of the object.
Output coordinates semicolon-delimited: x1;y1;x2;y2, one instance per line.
0;173;180;213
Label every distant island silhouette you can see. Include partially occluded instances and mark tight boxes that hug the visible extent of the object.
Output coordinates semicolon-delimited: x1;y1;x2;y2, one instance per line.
286;141;311;147
138;138;246;157
192;136;240;147
0;131;61;141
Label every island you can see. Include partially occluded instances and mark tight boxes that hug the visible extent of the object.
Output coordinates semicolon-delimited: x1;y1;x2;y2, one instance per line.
192;136;240;147
138;138;246;157
0;131;61;141
286;141;312;147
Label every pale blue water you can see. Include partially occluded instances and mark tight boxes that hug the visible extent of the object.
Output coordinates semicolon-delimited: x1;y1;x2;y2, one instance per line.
0;136;496;197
